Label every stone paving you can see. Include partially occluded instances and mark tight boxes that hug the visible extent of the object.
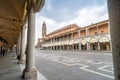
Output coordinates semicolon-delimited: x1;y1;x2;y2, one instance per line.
0;51;47;80
0;52;23;80
35;50;114;80
0;50;113;80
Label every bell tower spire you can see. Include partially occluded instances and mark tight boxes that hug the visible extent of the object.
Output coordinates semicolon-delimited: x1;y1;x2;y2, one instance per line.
42;21;46;38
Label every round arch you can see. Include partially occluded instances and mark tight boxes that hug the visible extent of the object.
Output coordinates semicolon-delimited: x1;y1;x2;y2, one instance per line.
81;39;86;45
89;37;97;43
73;39;79;44
99;36;109;43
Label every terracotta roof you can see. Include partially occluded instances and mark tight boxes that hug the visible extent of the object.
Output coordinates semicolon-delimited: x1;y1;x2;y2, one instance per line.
83;19;109;28
46;24;80;37
43;20;109;40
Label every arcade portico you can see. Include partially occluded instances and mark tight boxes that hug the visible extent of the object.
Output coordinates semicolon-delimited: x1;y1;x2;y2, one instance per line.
0;0;45;79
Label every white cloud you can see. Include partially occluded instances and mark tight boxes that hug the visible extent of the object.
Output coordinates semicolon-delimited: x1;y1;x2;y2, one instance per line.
35;4;108;45
45;0;53;12
69;4;108;27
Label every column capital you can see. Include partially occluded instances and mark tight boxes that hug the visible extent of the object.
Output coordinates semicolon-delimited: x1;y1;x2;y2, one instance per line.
27;0;34;13
27;6;34;13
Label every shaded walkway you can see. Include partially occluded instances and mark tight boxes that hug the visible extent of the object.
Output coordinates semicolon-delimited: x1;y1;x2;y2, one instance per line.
0;51;48;80
0;52;23;80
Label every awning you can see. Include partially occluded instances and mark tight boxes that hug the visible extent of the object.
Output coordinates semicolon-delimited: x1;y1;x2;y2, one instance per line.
69;40;74;45
73;39;79;44
57;42;61;45
61;41;65;45
55;42;61;46
50;43;53;46
54;42;58;46
42;44;47;47
99;37;109;42
64;40;69;45
81;39;86;45
90;38;97;43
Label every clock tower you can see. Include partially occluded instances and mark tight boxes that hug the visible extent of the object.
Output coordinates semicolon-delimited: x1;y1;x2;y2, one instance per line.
42;22;46;39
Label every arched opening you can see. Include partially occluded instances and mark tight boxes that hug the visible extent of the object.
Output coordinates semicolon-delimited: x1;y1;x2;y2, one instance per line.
73;39;79;50
99;36;110;51
89;37;98;50
81;39;87;50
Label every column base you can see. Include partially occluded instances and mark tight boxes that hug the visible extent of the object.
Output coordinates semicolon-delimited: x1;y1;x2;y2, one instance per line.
19;60;25;64
23;68;37;79
87;50;90;51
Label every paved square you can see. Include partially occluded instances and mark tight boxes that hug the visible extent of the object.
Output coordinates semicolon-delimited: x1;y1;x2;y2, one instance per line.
35;50;114;80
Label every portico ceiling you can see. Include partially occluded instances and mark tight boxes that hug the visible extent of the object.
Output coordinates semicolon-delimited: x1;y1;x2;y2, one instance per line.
0;0;45;46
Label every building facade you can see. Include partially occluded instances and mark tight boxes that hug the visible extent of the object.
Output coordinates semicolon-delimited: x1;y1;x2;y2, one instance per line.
36;38;43;49
40;20;111;51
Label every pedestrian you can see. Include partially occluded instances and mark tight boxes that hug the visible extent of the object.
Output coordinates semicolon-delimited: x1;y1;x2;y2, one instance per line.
2;49;5;56
0;46;2;55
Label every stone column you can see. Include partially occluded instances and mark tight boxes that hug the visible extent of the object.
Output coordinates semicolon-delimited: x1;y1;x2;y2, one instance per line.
86;29;90;51
97;41;100;51
96;25;100;51
53;38;55;50
86;28;88;37
23;4;37;79
51;38;52;50
67;34;69;50
16;35;21;56
109;39;112;51
78;30;81;51
66;45;68;50
87;42;90;51
18;34;21;56
59;37;61;50
16;39;19;56
79;43;81;51
51;38;53;50
62;45;64;50
52;38;53;50
62;35;65;50
108;22;112;51
71;32;74;50
72;45;74;50
59;46;61;50
19;27;26;64
107;0;120;80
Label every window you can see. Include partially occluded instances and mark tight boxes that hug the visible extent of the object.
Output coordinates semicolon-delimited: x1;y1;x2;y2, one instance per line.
101;31;104;35
95;32;97;35
100;45;107;50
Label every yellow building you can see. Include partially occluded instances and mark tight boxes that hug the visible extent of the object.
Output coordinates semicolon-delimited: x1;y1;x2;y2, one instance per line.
36;38;43;48
40;20;111;51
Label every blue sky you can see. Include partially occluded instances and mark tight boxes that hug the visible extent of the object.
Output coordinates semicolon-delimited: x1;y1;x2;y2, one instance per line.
35;0;108;44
